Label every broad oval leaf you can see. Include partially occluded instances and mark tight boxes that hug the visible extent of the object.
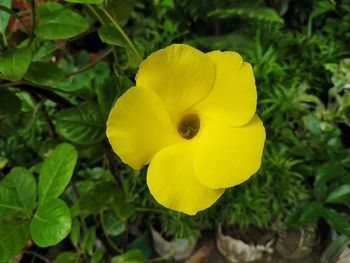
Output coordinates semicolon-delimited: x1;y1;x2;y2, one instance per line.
55;104;105;145
0;89;22;118
39;143;78;203
0;46;32;81
25;62;65;86
0;167;36;218
64;0;103;3
37;2;64;18
326;184;350;204
0;219;30;262
35;8;89;40
31;198;72;247
98;24;127;47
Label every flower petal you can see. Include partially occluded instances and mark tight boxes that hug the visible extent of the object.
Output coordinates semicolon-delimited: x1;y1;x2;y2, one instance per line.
106;86;181;170
147;143;224;215
136;44;216;121
193;51;257;126
194;114;265;189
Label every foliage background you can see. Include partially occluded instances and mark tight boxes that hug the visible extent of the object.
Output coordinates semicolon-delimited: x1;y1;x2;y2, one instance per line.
0;0;350;262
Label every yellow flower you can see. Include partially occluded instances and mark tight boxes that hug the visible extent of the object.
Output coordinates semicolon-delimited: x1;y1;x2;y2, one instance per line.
107;44;266;215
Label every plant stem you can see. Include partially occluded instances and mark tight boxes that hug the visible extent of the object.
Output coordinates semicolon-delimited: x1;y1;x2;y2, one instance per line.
100;211;122;253
66;47;113;76
0;81;74;107
1;32;7;47
135;207;165;214
98;7;142;63
23;251;50;263
147;248;176;262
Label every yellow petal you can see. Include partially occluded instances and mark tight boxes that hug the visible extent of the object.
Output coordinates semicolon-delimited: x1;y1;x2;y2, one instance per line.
136;44;215;122
193;51;257;126
147;143;224;215
106;86;182;170
194;114;265;189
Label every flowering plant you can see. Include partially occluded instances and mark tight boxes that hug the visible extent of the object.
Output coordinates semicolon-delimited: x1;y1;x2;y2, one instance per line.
107;44;265;215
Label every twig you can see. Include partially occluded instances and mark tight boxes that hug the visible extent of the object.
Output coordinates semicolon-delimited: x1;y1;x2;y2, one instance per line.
65;48;113;77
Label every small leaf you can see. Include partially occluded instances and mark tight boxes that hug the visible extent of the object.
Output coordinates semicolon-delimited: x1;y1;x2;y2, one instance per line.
0;89;22;118
82;226;96;255
70;218;80;247
0;219;30;263
112;249;146;263
38;143;78;203
55;104;105;145
323;208;350;237
75;180;116;216
322;235;350;263
25;62;65;86
53;252;77;263
31;198;72;247
0;156;8;169
326;184;350;204
102;211;125;236
0;46;32;81
35;8;89;40
0;0;12;34
92;248;106;263
98;24;127;47
64;0;103;3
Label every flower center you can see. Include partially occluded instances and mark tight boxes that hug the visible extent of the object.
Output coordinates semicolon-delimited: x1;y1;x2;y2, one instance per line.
177;113;200;140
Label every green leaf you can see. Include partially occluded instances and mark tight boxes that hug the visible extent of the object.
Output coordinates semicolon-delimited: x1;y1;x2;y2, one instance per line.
322;235;350;263
112;249;146;263
64;0;103;3
0;219;30;263
98;24;128;47
0;168;36;219
208;5;284;23
91;248;106;263
0;89;22;119
55;104;105;145
0;47;32;81
0;0;12;34
24;62;65;86
326;184;350;203
35;8;89;40
37;2;64;18
32;40;56;62
82;226;96;255
285;201;324;226
323;208;350;237
0;167;36;217
31;198;72;247
70;218;80;247
0;156;8;169
102;211;125;236
38;143;78;203
105;0;136;26
74;180;116;216
53;252;78;263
